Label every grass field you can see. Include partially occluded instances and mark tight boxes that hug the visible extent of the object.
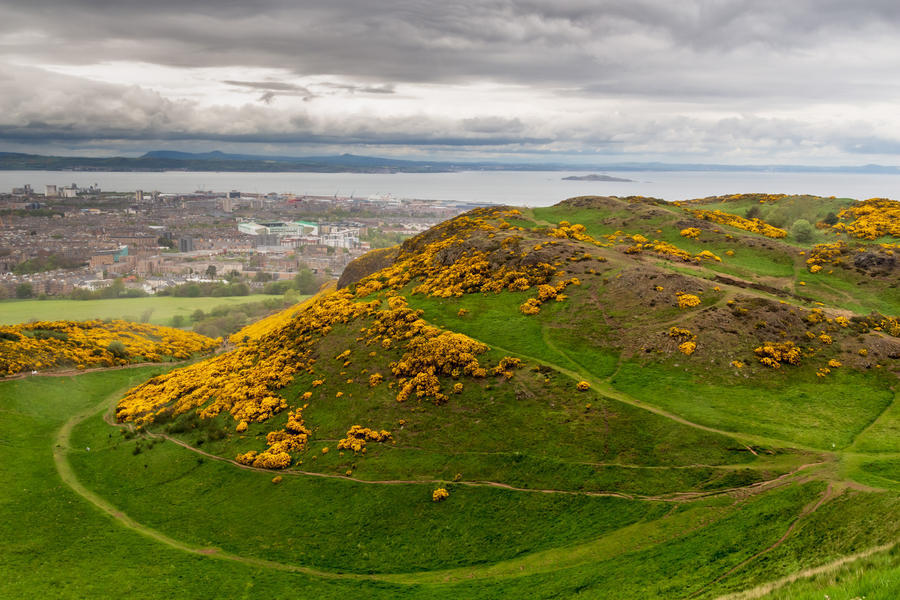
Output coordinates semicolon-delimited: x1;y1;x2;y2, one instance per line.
0;294;274;326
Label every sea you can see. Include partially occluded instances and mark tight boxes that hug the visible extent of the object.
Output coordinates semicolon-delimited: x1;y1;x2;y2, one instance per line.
4;169;900;207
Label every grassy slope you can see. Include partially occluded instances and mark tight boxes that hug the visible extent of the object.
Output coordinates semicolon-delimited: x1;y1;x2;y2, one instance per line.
7;368;877;599
534;197;900;315
758;547;900;600
611;362;895;450
70;407;669;573
0;294;274;326
0;370;408;599
5;194;900;598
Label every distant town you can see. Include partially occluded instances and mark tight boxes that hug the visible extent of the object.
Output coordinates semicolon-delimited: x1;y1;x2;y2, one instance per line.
0;182;487;299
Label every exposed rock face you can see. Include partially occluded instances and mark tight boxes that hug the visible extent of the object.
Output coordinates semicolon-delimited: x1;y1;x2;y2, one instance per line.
853;251;896;272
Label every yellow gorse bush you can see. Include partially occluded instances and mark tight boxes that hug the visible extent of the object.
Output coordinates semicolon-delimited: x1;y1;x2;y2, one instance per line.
228;287;331;344
116;206;617;469
832;198;900;240
337;425;393;453
676;293;701;309
690;209;787;239
600;231;722;263
806;242;848;268
754;341;802;368
0;319;217;377
117;290;380;428
678;341;696;355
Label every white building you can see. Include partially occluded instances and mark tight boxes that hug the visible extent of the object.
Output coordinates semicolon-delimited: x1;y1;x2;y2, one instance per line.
320;228;360;248
238;220;319;236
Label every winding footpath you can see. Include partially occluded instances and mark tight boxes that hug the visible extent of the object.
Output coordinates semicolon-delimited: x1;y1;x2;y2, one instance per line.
54;391;389;580
51;376;897;594
101;396;818;503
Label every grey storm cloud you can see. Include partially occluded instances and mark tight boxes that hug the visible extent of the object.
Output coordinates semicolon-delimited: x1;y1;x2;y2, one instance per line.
3;0;900;159
4;0;900;88
0;64;550;145
0;62;859;154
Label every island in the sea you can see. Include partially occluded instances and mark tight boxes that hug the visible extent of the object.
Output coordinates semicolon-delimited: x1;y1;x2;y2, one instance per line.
563;173;635;182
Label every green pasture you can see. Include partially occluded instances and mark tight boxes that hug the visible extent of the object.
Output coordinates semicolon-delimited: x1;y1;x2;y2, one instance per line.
0;294;273;326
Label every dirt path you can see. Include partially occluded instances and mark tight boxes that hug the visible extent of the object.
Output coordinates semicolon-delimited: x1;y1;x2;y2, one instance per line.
119;414;638;498
54;375;891;594
53;389;766;586
104;396;820;503
714;540;899;600
692;484;837;597
487;336;802;451
847;390;899;451
381;443;795;471
55;390;386;581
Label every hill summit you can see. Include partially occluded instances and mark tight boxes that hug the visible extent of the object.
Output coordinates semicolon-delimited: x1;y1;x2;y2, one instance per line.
71;193;900;595
116;194;900;477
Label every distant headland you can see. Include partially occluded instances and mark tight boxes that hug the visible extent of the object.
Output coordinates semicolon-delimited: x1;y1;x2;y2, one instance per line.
562;174;635;182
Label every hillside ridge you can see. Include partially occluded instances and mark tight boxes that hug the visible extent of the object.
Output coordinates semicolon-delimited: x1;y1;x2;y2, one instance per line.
50;192;900;597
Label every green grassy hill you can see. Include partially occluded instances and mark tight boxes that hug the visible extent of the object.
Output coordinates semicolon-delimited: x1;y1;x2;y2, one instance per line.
4;193;900;598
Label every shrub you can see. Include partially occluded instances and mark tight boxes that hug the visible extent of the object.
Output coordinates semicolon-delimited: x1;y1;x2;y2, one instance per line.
520;298;541;315
676;293;701;309
754;341;802;368
107;340;128;359
32;329;68;342
791;219;815;243
678;341;696;355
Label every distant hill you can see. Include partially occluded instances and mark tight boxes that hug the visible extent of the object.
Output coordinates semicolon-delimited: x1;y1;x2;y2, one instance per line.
0;151;461;173
141;150;449;168
4;150;900;174
562;174;634;182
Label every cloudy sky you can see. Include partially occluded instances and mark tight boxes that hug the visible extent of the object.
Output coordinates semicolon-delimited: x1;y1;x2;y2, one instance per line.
3;0;900;164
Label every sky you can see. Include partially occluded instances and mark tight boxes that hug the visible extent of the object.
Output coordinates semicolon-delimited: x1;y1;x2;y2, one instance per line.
3;1;900;165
